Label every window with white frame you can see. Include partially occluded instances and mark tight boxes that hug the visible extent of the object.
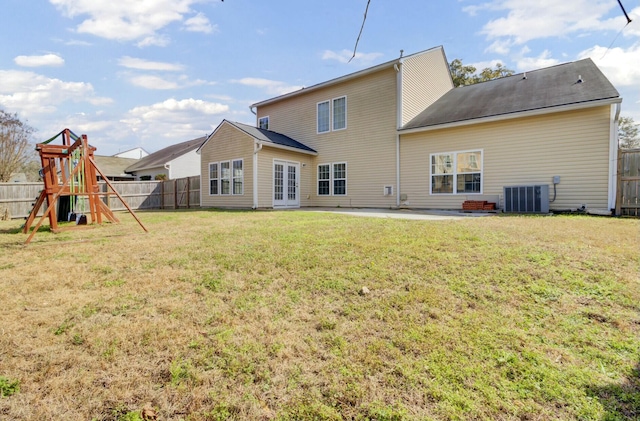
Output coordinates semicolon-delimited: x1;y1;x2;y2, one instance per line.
232;159;243;195
317;101;330;133
258;116;269;130
318;162;347;196
209;162;219;195
317;96;347;133
210;159;244;195
430;150;482;194
333;96;346;130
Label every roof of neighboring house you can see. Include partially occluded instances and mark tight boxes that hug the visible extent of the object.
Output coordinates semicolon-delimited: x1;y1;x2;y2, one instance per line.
252;46;448;108
93;156;138;179
125;136;205;173
402;58;620;131
197;120;317;155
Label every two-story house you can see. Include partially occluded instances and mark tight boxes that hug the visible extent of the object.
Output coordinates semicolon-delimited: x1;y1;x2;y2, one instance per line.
198;46;621;212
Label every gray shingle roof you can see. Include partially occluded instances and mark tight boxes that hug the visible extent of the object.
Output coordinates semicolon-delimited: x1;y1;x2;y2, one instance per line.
220;120;317;154
402;58;620;131
94;156;138;178
125;136;206;172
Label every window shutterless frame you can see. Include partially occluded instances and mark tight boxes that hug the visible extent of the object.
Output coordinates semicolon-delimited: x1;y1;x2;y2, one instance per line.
429;150;483;195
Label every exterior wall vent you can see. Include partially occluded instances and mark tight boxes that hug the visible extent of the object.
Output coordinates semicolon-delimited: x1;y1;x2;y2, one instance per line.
383;185;393;196
503;185;549;213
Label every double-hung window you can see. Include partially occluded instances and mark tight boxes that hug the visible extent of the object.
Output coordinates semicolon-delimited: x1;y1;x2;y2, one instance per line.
210;159;243;195
430;150;482;194
232;159;243;195
318;162;347;196
209;163;219;195
317;96;346;133
317;101;330;133
258;116;269;130
332;97;346;130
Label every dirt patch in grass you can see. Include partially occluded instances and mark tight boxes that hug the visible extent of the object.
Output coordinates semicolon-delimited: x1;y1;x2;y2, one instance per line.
0;210;638;420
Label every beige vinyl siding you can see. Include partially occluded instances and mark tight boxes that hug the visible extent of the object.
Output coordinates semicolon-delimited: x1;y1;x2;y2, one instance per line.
401;48;453;126
255;146;314;208
257;67;399;208
399;106;613;210
199;123;254;209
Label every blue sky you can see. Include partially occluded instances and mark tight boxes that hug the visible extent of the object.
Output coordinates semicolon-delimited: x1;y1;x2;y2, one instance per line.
1;0;639;155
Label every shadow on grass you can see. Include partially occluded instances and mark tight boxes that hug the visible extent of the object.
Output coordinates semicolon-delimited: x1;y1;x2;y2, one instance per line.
588;362;640;419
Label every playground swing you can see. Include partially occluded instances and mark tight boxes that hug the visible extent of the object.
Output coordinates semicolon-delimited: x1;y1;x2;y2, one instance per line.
23;128;147;244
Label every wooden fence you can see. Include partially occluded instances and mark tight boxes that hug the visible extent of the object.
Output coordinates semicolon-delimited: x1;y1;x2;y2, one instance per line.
0;176;200;219
617;148;640;217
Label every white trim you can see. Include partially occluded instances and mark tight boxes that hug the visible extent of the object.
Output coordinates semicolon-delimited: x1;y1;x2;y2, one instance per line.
429;149;483;195
608;102;621;210
396;133;400;207
399;98;623;135
255;140;318;156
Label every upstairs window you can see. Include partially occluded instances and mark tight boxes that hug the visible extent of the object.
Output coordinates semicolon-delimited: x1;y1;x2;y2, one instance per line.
258;116;269;130
333;96;346;131
317;101;330;133
317;96;347;133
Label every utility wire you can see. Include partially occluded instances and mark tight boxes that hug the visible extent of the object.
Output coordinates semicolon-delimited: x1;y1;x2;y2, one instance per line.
349;0;371;63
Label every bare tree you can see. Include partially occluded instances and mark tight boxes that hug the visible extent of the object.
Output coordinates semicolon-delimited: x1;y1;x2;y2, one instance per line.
619;116;640;149
0;110;36;182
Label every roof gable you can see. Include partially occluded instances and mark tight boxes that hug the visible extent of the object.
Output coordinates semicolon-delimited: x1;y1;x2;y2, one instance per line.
197;120;317;155
125;136;205;172
402;58;620;131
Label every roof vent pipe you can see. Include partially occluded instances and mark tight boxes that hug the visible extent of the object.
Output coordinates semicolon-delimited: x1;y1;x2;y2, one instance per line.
522;72;527;80
577;75;583;83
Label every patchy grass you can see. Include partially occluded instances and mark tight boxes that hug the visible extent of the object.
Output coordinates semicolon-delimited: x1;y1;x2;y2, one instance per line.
0;209;638;420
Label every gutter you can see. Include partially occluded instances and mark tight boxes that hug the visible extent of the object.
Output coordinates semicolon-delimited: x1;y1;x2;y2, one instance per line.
609;102;621;211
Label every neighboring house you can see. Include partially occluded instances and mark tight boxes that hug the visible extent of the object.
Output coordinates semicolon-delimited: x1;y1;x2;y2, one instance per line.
198;45;621;212
114;147;149;160
126;137;204;180
93;156;138;181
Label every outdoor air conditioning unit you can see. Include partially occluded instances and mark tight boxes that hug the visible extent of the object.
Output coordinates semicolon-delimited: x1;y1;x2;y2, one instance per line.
503;185;549;213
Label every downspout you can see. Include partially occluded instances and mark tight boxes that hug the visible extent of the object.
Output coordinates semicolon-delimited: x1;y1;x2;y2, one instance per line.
253;141;263;209
164;163;170;179
608;102;621;211
394;56;403;208
396;133;401;208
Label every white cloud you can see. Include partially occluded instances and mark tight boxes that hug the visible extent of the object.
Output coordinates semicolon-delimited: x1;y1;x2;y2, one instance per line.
515;50;560;71
118;56;185;72
129;75;180;90
578;44;640;87
48;0;214;45
121;98;228;140
231;77;302;96
321;49;384;65
0;70;113;117
14;54;65;67
468;0;625;53
184;12;217;33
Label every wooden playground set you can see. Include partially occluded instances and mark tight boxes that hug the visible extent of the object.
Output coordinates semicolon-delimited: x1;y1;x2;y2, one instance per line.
23;128;147;244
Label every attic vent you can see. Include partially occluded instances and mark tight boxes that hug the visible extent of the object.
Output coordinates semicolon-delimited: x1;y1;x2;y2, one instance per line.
383;185;393;196
503;185;549;213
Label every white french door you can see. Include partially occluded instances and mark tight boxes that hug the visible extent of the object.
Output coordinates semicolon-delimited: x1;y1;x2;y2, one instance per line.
273;160;300;208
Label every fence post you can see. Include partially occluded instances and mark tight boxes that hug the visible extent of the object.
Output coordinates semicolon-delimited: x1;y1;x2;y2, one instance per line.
173;179;178;210
186;177;190;209
615;148;622;216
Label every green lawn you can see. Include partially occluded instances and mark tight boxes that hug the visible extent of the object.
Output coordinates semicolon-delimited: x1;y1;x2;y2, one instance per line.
0;210;638;420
